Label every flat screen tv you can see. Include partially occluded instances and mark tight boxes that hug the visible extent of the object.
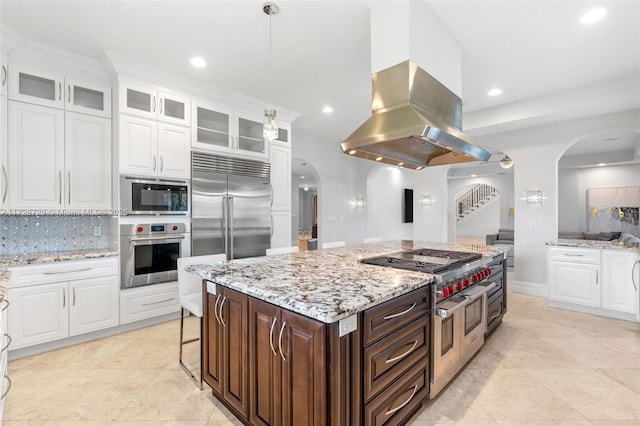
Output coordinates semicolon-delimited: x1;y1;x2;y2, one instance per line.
403;188;413;223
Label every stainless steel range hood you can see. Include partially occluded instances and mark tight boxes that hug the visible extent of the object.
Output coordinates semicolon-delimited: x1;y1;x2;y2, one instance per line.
342;60;490;170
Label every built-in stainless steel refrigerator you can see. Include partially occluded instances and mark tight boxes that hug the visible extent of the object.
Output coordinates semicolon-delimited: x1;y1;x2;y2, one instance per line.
191;152;271;260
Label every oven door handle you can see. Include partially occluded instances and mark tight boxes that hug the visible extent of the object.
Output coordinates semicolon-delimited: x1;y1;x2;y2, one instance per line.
129;235;186;243
436;298;469;317
463;281;497;302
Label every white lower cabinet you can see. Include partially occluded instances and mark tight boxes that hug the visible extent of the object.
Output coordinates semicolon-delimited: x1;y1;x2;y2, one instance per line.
601;250;637;315
270;210;292;250
8;258;119;350
119;281;180;324
0;298;9;422
548;246;639;321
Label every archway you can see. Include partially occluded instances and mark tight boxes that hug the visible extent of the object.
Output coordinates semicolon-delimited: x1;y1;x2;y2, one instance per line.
292;158;320;249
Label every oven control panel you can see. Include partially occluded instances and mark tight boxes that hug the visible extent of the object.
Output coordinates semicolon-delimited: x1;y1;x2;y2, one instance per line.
436;267;493;301
128;223;188;236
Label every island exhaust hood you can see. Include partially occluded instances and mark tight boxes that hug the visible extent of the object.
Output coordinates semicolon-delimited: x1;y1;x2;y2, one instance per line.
341;60;491;170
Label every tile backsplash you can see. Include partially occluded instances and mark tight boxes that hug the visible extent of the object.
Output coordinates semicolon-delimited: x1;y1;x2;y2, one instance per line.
0;216;113;256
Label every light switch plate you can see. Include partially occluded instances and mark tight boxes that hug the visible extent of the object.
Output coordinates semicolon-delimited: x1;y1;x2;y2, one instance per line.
339;314;357;337
93;226;101;236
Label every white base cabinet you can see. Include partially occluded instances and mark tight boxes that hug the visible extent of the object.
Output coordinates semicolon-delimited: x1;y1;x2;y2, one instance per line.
0;298;9;422
548;246;639;321
119;281;180;324
8;258;119;350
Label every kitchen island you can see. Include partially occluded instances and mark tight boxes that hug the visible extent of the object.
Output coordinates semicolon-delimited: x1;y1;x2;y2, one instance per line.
187;240;509;425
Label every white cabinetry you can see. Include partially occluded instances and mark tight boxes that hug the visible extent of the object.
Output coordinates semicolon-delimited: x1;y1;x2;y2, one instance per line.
0;297;11;421
268;129;293;249
118;78;190;179
192;100;268;160
120;281;180;324
1;50;7;97
601;250;637;315
1;73;7;210
548;246;639;321
7;258;119;350
8;101;111;210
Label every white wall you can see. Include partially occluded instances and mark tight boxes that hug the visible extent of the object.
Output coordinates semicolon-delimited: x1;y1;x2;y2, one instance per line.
557;168;581;232
366;166;414;241
412;166;450;243
455;196;501;237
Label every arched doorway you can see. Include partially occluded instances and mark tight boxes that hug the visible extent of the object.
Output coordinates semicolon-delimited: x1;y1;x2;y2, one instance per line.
292;158;320;248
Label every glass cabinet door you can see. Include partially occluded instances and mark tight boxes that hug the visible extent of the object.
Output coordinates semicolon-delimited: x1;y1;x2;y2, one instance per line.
66;79;111;118
237;117;265;154
195;106;231;149
9;65;64;109
159;91;190;125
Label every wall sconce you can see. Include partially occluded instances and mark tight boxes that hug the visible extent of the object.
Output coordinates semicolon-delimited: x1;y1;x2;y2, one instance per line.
420;194;432;207
526;190;543;205
351;198;366;208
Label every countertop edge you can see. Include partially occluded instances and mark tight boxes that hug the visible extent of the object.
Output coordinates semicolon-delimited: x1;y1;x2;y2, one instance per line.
546;240;640;256
0;249;119;267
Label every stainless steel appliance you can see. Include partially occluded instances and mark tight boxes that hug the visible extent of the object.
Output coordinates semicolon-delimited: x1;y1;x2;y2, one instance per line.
361;248;505;398
120;223;191;289
191;152;271;260
120;176;189;215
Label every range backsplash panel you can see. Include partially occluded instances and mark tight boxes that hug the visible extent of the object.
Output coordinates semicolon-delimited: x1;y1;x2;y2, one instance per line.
0;216;111;256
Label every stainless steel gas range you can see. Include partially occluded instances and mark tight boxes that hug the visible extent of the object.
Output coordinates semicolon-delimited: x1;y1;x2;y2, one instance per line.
361;247;507;398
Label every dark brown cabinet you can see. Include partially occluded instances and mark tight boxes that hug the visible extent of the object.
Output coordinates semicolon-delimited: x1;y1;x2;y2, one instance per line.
203;285;249;417
249;298;327;426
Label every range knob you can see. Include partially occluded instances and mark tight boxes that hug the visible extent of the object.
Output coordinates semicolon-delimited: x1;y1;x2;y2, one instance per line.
136;226;143;233
472;274;479;283
464;278;470;287
442;287;450;298
456;281;463;291
448;285;455;295
486;267;492;276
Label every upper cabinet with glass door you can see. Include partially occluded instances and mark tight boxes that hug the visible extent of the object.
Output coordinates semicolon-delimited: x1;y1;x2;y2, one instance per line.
192;100;268;160
119;77;190;126
8;62;111;117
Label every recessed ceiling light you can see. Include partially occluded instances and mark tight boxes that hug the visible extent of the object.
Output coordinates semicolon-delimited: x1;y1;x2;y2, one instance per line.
375;156;383;161
471;174;477;177
190;57;207;68
398;162;404;167
322;106;334;114
348;149;356;155
580;8;607;24
416;166;423;170
598;163;606;167
300;176;305;179
488;88;502;97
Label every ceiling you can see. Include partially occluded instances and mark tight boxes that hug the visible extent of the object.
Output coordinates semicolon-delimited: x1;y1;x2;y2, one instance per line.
1;1;639;153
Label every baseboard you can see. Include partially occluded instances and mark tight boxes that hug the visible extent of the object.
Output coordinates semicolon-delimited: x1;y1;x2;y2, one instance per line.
511;280;548;298
8;311;181;361
550;300;639;322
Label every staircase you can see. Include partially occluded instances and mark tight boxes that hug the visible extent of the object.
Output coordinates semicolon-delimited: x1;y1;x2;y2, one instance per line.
456;184;498;221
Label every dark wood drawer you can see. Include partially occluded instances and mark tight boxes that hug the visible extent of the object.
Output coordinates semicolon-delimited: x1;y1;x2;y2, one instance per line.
362;287;430;346
363;356;430;426
363;314;430;402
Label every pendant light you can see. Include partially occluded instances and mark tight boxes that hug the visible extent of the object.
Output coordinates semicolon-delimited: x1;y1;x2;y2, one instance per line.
263;2;279;142
499;155;514;169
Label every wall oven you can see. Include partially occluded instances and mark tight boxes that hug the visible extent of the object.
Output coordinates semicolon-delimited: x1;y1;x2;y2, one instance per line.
120;176;190;215
120;223;191;289
431;280;495;398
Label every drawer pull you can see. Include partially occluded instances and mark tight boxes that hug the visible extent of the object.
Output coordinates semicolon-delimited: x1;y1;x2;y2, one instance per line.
43;267;92;275
219;296;227;327
488;309;502;321
213;295;221;324
385;340;418;364
142;297;174;306
1;334;11;352
1;299;9;312
1;375;11;400
269;317;277;356
278;321;287;362
383;303;416;320
563;253;584;257
385;384;418;416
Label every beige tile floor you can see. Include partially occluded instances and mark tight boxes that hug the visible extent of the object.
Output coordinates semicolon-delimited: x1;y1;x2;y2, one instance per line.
4;275;640;425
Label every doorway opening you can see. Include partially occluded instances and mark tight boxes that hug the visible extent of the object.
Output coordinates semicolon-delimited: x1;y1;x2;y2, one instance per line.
292;159;320;250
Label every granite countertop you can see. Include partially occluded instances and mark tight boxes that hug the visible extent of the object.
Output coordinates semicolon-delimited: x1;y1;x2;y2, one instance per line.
0;270;8;303
547;239;640;257
0;248;119;267
187;240;509;323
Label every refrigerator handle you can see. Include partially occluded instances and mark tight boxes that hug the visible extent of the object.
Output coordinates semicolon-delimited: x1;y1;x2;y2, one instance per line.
223;196;229;259
229;196;234;259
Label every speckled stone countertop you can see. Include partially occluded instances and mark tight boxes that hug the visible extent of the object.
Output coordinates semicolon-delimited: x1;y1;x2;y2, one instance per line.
0;270;8;303
187;240;509;323
0;248;119;267
547;239;640;257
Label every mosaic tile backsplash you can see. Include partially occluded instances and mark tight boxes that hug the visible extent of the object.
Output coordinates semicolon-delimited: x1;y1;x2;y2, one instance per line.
0;216;112;256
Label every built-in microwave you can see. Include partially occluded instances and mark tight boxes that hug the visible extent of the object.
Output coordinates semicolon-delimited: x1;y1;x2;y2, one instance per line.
120;176;190;215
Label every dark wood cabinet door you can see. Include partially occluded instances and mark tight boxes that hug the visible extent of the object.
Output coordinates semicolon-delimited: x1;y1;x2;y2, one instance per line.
248;298;282;426
220;287;249;417
202;291;222;393
280;309;327;426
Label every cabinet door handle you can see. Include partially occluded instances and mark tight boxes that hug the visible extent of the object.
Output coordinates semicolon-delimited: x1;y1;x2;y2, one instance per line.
632;261;639;292
1;334;11;353
1;375;11;400
277;321;286;361
68;84;71;103
67;170;71;205
160;156;164;172
385;340;418;364
213;294;221;324
1;65;6;86
58;82;62;101
1;299;9;312
269;317;277;356
596;270;599;285
160;97;163;114
153;155;157;171
385;384;418;416
383;303;416;320
219;296;227;327
152;95;156;113
73;288;76;306
62;288;66;308
2;165;7;204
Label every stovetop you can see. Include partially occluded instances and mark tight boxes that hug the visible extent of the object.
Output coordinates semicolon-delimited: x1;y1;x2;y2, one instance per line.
361;248;483;274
